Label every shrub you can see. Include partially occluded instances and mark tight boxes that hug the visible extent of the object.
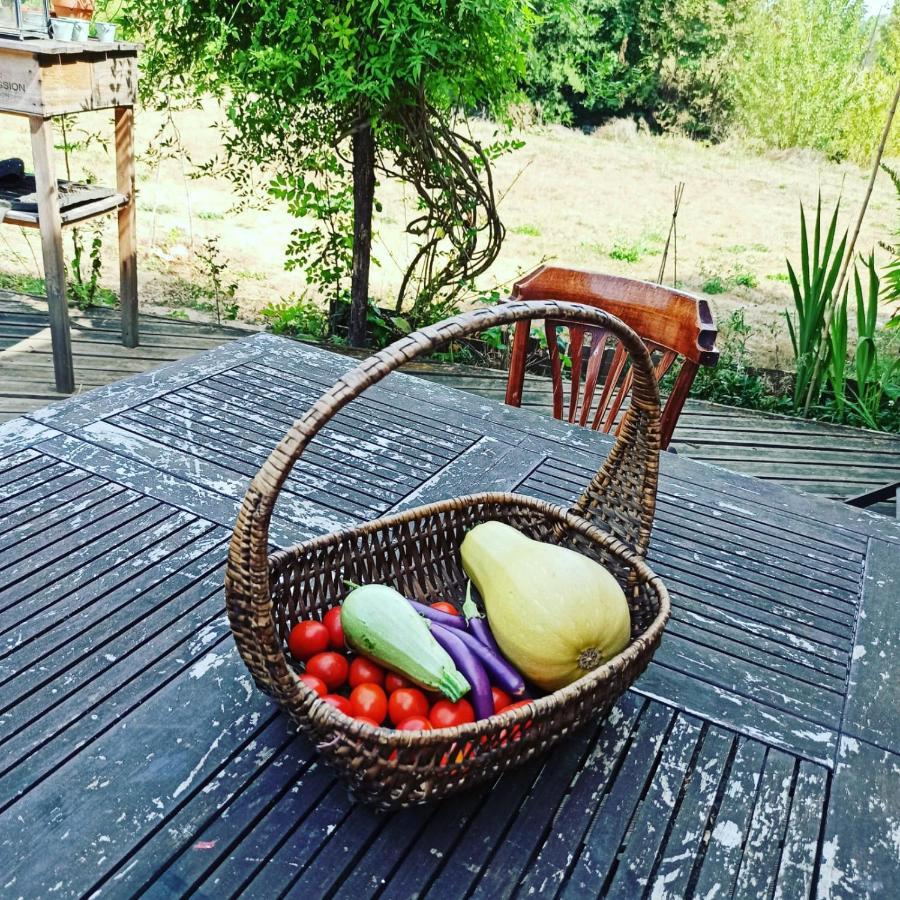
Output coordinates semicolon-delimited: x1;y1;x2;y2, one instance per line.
879;163;900;328
839;6;900;164
733;0;871;159
684;309;791;411
609;241;643;263
260;297;329;341
702;274;727;294
524;0;749;138
699;264;757;294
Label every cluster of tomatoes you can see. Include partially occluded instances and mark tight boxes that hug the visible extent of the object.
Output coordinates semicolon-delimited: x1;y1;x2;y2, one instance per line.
287;602;530;730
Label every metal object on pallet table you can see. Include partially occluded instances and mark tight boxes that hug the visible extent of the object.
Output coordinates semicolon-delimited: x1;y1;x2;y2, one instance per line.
0;36;139;394
0;0;51;39
846;479;900;519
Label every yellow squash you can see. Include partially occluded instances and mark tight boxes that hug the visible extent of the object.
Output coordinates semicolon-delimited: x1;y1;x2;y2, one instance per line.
460;521;631;691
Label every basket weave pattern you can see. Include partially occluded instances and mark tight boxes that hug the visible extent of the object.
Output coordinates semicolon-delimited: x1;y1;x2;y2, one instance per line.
226;301;671;810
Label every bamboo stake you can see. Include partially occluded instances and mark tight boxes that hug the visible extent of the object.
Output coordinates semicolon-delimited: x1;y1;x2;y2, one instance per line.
802;77;900;415
657;182;685;285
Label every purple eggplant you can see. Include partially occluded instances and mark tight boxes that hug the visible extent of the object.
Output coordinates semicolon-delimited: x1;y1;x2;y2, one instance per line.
430;622;494;721
447;622;526;697
462;582;503;654
468;616;503;655
407;599;467;630
460;582;526;695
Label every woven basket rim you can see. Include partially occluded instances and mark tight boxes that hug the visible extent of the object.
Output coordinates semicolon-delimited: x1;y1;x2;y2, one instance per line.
272;491;671;748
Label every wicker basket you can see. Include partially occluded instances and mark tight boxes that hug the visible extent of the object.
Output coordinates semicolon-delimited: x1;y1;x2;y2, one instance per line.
226;301;670;811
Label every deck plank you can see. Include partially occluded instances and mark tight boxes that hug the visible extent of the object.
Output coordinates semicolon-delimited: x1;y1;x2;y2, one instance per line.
841;538;900;749
0;290;257;422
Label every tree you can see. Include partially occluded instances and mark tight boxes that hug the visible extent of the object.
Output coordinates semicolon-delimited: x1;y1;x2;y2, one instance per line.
734;0;868;157
523;0;749;139
127;0;531;346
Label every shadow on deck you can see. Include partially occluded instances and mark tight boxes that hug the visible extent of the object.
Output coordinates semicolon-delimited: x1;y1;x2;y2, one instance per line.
1;290;896;515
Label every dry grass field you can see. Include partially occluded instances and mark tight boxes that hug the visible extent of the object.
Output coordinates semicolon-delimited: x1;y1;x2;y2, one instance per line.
0;101;895;366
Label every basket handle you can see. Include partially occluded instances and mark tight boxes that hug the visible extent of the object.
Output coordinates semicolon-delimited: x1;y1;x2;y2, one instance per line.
225;301;660;694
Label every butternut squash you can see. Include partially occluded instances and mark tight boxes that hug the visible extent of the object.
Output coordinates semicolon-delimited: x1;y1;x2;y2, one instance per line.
460;521;631;691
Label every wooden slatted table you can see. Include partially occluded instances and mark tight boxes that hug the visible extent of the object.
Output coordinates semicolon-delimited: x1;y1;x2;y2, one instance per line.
0;332;896;898
0;36;140;394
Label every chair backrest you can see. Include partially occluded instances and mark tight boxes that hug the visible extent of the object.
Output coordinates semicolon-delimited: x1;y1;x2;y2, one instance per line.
505;265;718;448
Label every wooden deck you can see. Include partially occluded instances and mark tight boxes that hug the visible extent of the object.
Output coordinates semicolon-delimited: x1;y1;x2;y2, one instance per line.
2;331;897;896
0;291;258;421
0;290;897;514
405;361;900;514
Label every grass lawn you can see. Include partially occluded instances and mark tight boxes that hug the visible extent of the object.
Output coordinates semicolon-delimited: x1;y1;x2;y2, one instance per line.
0;101;895;367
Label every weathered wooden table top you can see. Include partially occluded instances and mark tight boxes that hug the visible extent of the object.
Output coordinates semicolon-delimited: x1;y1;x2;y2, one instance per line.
0;333;896;898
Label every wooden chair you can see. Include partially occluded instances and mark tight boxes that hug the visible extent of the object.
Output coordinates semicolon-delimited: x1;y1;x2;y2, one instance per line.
505;265;719;449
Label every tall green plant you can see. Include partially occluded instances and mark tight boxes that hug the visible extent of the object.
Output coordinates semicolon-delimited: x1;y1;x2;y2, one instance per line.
844;254;900;430
826;286;848;419
784;196;848;409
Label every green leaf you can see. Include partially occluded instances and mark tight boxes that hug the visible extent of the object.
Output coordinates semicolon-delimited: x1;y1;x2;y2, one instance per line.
389;315;412;334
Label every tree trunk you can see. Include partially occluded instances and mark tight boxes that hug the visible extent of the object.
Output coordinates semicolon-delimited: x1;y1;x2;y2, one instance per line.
349;120;375;347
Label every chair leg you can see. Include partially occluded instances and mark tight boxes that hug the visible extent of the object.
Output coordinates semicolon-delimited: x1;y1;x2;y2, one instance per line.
660;361;697;450
505;320;529;407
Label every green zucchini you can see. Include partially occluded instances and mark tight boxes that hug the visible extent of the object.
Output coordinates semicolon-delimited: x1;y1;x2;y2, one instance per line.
340;584;470;701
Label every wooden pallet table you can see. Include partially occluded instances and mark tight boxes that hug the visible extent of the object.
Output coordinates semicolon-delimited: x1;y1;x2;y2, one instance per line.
0;36;139;393
0;333;897;897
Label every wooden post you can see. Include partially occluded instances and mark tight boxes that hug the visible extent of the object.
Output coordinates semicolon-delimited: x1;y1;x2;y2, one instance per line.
115;105;138;348
29;115;74;394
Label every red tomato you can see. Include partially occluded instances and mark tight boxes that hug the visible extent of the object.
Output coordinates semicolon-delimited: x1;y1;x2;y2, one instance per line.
323;607;344;649
491;687;512;714
396;715;432;731
430;601;459;615
349;683;388;724
306;652;349;690
299;674;327;697
388;688;430;725
385;672;413;693
349;657;385;688
288;620;330;660
354;716;381;728
504;700;533;713
321;694;352;715
430;698;475;728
